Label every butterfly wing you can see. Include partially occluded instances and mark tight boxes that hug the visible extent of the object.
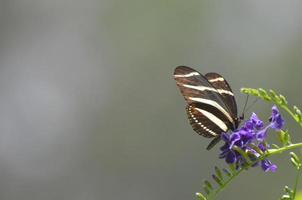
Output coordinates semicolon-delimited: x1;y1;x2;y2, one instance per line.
205;72;237;120
174;66;236;138
186;104;228;138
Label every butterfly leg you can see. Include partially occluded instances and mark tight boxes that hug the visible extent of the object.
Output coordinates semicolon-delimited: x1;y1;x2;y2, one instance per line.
206;136;221;150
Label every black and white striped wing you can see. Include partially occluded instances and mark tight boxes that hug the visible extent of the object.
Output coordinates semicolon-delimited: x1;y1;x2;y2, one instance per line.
186;104;229;138
205;72;237;120
173;66;236;138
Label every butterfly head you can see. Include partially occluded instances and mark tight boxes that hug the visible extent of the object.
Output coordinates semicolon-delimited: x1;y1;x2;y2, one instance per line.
233;113;244;131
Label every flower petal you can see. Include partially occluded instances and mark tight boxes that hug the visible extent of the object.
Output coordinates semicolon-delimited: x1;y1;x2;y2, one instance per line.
256;127;269;142
218;106;281;172
270;105;285;130
258;142;267;151
225;151;236;164
229;132;241;148
261;159;277;172
244;120;254;131
221;133;230;142
251;113;264;129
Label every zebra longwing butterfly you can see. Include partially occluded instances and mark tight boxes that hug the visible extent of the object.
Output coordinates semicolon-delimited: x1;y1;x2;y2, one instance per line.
173;66;242;150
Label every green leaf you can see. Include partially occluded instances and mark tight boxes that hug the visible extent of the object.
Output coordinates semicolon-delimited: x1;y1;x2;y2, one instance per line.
281;186;294;200
204;180;213;190
290;157;300;170
290;152;301;169
196;192;207;200
229;163;236;173
258;88;271;101
290;152;301;164
278;130;291;146
280;95;288;105
212;174;223;186
203;186;210;195
294;106;302;122
268;89;278;101
241;88;302;127
248;143;264;155
280;195;291;200
214;166;223;180
271;143;280;149
233;146;252;165
222;168;232;177
268;89;277;97
284;186;292;193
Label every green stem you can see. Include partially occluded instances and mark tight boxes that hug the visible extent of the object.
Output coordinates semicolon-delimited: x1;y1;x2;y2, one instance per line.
208;168;244;200
240;87;302;127
280;105;302;127
208;142;302;200
266;143;302;156
292;165;302;199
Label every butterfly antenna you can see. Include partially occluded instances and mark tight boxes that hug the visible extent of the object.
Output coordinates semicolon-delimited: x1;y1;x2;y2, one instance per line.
245;98;259;113
240;95;249;120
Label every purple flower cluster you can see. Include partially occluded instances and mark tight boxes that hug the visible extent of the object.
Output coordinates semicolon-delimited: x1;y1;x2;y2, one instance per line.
220;106;284;172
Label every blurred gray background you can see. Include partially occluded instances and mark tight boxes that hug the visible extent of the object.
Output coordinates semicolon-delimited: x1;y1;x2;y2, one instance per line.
0;0;302;199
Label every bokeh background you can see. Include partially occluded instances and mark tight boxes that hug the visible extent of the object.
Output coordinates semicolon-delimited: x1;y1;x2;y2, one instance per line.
1;1;302;199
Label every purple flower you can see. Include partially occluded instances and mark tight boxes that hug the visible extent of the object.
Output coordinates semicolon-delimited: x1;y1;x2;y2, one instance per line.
219;106;284;172
251;113;264;129
270;105;285;130
256;126;269;142
261;159;277;172
220;133;239;164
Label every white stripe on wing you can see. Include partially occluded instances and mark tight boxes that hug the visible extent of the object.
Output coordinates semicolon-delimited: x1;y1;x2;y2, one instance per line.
195;108;228;132
174;72;199;78
182;84;233;96
208;77;224;82
188;97;234;125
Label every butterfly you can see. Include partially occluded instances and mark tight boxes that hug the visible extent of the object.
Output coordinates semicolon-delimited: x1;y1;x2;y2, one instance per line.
173;66;243;150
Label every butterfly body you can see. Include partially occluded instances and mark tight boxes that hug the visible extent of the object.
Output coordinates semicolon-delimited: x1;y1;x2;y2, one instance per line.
173;66;240;149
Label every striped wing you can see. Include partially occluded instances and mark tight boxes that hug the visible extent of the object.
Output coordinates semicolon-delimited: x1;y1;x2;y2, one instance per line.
173;66;236;138
205;72;237;120
186;104;228;138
